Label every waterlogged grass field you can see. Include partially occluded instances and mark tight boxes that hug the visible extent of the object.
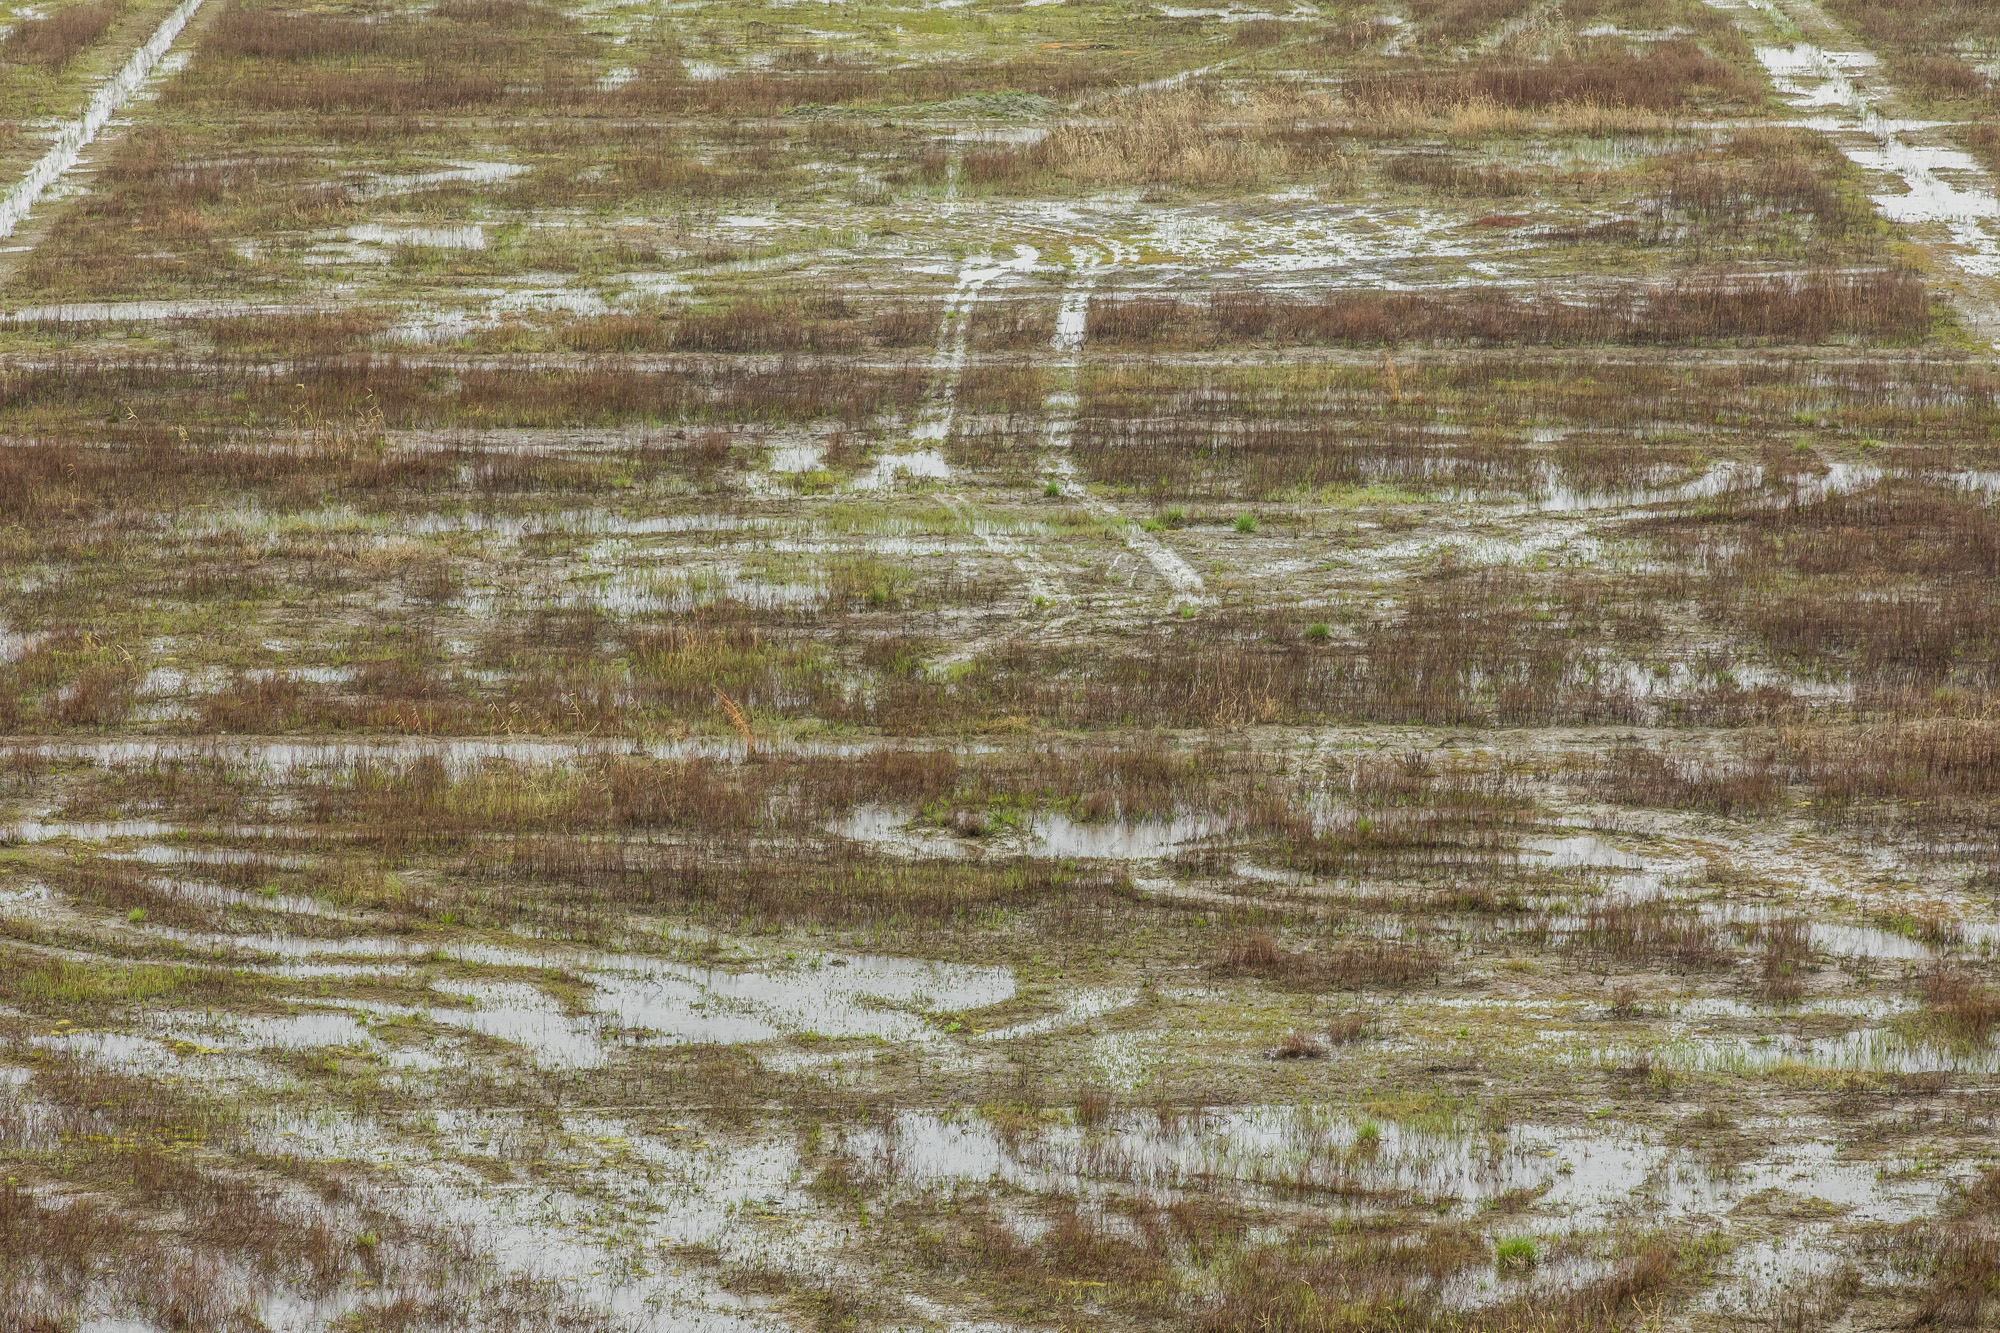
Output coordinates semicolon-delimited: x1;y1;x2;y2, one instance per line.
1;0;1999;1329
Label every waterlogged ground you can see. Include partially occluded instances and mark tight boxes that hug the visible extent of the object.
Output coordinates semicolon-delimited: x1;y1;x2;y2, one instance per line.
1;0;1999;1330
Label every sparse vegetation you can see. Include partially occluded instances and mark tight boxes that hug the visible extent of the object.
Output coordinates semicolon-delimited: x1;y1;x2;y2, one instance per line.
2;0;119;68
0;0;1990;1325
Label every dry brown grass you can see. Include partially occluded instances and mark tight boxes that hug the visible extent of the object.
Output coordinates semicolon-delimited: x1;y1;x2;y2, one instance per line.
0;353;926;435
1604;746;1783;816
0;1051;583;1329
1224;928;1288;973
1968;123;2000;177
1325;1013;1368;1044
958;581;1660;729
1757;918;1812;1004
1034;93;1290;188
1087;295;1187;345
615;50;1127;114
1653;478;2000;701
1272;1029;1327;1058
1640;129;1877;242
2;0;117;67
1349;93;1678;138
1202;1225;1675;1332
1567;903;1732;972
174;0;589;113
1384;152;1530;197
1821;0;2000;87
1891;1167;2000;1328
1201;271;1931;348
965;89;1345;192
1217;929;1442;990
208;310;387;356
1774;718;2000;870
1920;970;1999;1044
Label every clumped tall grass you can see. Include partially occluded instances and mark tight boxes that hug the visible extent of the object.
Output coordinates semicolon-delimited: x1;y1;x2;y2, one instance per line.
1651;478;2000;698
1565;904;1731;972
1215;929;1442;990
1757;918;1811;1003
1920;970;1999;1044
1604;746;1782;816
1;0;118;67
1641;130;1879;241
962;89;1349;193
0;1050;567;1329
1201;1227;1676;1332
1819;0;2000;99
1890;1167;2000;1328
174;0;588;113
1250;751;1533;879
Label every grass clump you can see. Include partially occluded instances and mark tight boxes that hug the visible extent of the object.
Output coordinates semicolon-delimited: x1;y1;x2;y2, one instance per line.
2;0;118;68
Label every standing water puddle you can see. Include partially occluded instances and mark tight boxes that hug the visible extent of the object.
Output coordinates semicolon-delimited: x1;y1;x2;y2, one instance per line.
847;1106;1662;1226
48;934;1018;1071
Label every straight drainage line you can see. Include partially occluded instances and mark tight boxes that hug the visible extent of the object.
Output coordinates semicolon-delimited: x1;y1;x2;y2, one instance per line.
0;0;207;240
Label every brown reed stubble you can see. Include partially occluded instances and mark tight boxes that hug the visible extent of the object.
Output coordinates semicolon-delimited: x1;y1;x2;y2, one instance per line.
11;739;1533;938
958;39;1758;195
1216;928;1443;990
1890;1166;2000;1328
1345;39;1757;113
1818;0;2000;78
0;354;927;437
558;298;937;355
1;2;1982;1323
175;1;1146;118
6;438;1986;748
172;1;587;114
1565;903;1732;972
1;0;118;67
1653;477;2000;698
0;1047;562;1329
1603;746;1782;816
900;1163;1676;1332
1143;270;1933;349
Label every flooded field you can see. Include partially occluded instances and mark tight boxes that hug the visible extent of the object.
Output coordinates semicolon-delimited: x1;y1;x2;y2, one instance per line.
1;0;1998;1328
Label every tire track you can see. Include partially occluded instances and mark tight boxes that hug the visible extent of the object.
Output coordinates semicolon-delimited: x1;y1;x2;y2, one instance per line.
1702;0;2000;347
909;248;1036;451
1040;241;1206;612
895;246;1065;611
0;0;208;247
